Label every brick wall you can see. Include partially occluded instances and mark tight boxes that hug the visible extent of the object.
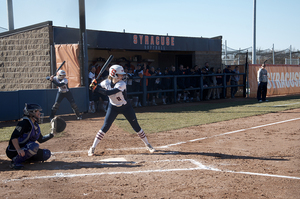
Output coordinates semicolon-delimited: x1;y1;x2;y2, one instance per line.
0;26;52;91
194;51;222;69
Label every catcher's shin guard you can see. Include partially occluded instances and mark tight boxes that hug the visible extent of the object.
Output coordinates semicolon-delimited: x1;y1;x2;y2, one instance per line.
41;149;51;161
13;143;39;165
27;149;52;162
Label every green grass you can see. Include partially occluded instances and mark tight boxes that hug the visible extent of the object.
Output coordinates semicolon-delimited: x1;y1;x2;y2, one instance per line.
114;95;300;134
1;95;299;141
0;122;65;142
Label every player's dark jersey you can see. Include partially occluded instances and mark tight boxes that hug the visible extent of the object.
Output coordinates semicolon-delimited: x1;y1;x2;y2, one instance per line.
7;117;53;151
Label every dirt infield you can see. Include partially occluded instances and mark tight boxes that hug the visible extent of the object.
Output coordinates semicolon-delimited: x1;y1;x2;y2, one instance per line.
0;103;299;198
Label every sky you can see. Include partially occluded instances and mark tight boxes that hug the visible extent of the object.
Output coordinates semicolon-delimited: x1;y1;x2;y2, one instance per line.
0;0;299;51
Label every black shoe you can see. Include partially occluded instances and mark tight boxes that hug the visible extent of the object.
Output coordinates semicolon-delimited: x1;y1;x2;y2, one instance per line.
10;161;24;170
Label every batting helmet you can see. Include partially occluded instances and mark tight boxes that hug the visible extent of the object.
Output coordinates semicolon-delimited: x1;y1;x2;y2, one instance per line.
57;70;66;80
109;65;126;79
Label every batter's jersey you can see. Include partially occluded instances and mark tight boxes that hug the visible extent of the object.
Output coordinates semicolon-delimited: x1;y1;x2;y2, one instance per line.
53;76;69;93
100;79;127;107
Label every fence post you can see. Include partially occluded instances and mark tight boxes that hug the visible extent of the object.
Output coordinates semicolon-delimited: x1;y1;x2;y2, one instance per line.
173;76;177;103
223;74;227;98
142;77;147;106
200;74;203;100
243;74;246;97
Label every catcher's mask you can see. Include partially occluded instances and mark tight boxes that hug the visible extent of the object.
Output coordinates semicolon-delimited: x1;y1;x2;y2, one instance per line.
23;103;43;124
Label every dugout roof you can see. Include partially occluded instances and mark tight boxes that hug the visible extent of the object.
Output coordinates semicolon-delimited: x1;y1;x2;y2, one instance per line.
53;26;221;52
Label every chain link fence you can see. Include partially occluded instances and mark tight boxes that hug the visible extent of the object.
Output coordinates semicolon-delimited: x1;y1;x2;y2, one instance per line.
222;45;300;65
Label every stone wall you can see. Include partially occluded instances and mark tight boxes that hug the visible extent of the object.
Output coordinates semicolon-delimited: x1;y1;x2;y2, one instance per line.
0;26;52;91
194;51;222;69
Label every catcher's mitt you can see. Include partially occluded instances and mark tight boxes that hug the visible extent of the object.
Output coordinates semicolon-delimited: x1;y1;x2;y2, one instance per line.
51;116;66;133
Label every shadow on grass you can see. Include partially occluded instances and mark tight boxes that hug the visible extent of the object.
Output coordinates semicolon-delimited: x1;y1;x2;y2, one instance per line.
154;95;300;113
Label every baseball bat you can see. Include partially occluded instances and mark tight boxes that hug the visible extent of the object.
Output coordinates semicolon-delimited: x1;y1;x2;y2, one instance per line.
46;61;66;80
96;55;114;80
90;55;114;90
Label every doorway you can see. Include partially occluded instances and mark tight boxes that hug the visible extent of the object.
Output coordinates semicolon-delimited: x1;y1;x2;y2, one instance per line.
175;54;193;69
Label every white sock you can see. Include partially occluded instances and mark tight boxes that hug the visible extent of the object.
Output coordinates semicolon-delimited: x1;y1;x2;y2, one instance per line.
137;129;149;145
91;130;105;148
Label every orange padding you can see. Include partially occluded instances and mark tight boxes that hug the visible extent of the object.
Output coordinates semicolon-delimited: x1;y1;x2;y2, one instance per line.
55;44;81;88
249;64;300;97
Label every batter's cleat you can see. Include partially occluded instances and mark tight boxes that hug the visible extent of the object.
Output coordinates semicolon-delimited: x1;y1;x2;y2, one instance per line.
10;161;24;170
77;115;82;120
88;147;95;156
146;144;156;153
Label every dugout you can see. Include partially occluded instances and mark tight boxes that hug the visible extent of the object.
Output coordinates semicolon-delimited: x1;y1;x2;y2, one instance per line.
0;21;222;121
52;26;222;87
0;21;222;91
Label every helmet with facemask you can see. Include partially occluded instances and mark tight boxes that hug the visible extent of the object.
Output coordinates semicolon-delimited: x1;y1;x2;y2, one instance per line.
23;103;43;123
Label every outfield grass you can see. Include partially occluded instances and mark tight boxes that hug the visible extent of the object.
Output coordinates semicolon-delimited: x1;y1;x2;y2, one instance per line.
1;95;299;141
114;95;300;134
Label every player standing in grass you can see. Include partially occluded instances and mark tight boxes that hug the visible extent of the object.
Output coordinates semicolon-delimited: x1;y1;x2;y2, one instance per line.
257;63;268;102
88;65;156;156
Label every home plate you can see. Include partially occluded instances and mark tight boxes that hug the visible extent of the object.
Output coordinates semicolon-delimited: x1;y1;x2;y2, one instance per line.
99;157;135;164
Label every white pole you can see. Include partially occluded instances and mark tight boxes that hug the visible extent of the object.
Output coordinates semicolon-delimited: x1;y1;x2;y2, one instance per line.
238;48;240;65
252;0;256;64
225;40;227;65
290;45;292;65
272;44;275;64
7;0;14;31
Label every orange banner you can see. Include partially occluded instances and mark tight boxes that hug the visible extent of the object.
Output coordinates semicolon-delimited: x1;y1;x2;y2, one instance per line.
55;44;81;88
249;64;300;98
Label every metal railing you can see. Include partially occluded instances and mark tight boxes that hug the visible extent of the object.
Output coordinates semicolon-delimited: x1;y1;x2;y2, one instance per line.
127;73;246;106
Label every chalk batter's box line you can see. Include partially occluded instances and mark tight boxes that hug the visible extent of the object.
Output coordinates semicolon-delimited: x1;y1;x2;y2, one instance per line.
3;159;300;183
107;117;300;150
1;117;300;157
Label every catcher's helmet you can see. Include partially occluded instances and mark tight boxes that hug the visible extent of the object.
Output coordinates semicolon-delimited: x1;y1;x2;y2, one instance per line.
109;65;126;79
57;70;66;80
23;103;43;123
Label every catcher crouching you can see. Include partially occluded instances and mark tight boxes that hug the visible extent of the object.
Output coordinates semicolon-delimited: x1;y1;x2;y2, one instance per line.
5;103;66;170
